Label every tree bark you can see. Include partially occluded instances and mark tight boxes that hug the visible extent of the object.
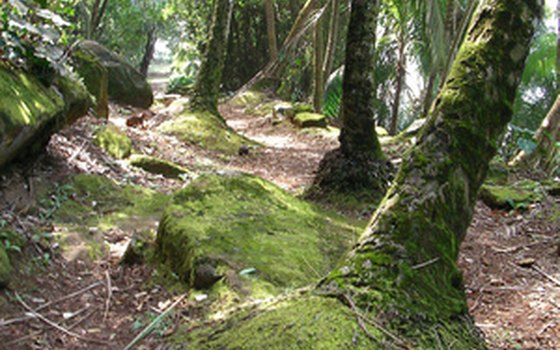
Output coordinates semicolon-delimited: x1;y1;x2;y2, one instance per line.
322;0;340;84
139;26;157;78
389;36;406;135
308;0;390;202
188;1;542;348
264;0;279;61
191;0;234;115
313;16;325;112
557;0;560;85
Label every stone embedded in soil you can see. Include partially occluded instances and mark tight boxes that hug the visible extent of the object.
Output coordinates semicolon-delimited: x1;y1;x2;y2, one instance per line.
293;112;327;128
129;154;190;179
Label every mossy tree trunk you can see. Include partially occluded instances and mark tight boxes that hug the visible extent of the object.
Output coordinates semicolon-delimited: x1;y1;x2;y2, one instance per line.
191;0;234;115
320;0;541;343
308;0;391;203
185;2;542;348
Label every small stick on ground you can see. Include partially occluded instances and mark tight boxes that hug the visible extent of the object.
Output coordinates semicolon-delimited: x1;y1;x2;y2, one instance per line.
122;293;188;350
14;292;109;345
412;257;440;270
104;269;113;321
532;265;560;288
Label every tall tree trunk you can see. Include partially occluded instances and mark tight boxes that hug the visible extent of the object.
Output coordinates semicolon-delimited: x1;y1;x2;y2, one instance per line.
139;27;157;78
190;1;541;348
389;36;406;135
308;0;390;203
191;0;234;115
264;0;279;61
313;17;325;112
557;0;560;86
322;0;341;84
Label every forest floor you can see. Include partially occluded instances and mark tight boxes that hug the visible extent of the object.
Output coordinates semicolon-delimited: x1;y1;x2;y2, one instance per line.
0;94;559;349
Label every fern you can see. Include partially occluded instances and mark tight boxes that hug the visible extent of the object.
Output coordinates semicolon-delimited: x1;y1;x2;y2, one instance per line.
322;66;343;119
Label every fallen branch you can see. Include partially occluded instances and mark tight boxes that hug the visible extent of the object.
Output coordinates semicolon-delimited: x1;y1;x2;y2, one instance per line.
14;292;109;345
0;282;101;327
412;257;440;270
122;293;188;350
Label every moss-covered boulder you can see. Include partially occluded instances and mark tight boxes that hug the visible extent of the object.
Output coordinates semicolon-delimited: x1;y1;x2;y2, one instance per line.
479;180;542;209
94;124;133;159
159;101;256;155
0;246;11;289
0;63;89;170
77;41;153;109
293;112;327;128
230;90;267;108
73;48;109;118
129;154;190;179
156;173;360;291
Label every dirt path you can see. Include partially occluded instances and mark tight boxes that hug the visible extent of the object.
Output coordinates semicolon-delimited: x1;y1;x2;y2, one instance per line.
0;98;558;349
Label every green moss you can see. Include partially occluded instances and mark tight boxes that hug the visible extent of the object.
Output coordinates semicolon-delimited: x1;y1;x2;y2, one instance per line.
73;49;109;119
294;112;327;128
230;90;267;108
0;246;11;288
293;103;314;114
129;155;190;179
480;182;541;209
159;106;257;155
94;124;133;159
156;173;360;291
40;174;170;261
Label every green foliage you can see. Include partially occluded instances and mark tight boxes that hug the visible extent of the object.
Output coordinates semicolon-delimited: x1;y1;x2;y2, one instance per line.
322;66;343;119
167;75;195;95
0;0;74;81
512;29;558;130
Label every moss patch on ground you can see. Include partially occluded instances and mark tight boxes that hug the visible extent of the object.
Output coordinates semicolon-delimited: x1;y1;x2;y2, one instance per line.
156;173;361;292
129;154;190;179
159;101;256;155
40;174;170;261
94;124;133;159
293;112;327;128
229;90;267;109
479;180;543;209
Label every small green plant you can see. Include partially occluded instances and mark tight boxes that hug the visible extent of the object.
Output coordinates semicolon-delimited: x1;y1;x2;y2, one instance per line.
39;183;73;220
131;311;174;337
0;220;23;253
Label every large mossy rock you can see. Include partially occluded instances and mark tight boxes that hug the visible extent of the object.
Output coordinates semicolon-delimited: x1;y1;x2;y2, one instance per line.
73;48;109;118
159;100;256;155
0;63;89;170
156;173;360;290
77;41;153;109
0;246;11;289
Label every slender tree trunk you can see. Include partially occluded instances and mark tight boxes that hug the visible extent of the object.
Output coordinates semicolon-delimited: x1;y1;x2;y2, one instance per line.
88;0;109;39
322;0;340;84
308;0;390;202
389;36;406;135
511;94;560;174
139;27;157;78
191;0;234;115
189;2;542;348
313;17;325;112
264;0;279;61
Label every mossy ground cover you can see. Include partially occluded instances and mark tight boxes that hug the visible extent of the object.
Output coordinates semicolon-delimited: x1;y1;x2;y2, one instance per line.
159;101;256;155
156;173;362;294
94;124;134;159
41;174;170;261
128;154;190;179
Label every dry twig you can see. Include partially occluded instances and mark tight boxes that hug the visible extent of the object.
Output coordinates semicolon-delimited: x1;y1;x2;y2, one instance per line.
104;270;113;321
